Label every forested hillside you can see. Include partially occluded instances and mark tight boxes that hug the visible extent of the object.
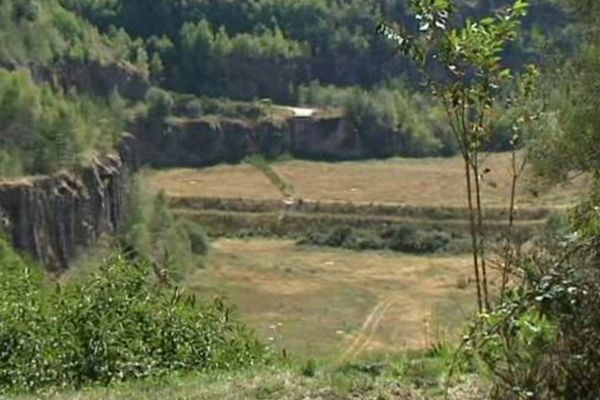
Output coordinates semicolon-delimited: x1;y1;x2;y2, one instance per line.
61;0;571;102
0;0;576;175
0;0;150;175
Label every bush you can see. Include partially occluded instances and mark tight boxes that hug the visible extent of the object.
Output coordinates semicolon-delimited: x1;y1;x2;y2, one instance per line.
185;99;204;118
124;176;209;279
298;225;450;254
382;226;451;254
0;239;263;393
186;222;210;255
146;87;174;118
466;206;600;399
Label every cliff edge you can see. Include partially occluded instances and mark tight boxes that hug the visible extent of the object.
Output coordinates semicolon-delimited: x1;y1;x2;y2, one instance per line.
0;138;137;272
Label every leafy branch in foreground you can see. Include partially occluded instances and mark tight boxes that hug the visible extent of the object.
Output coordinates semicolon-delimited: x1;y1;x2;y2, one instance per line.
377;0;530;312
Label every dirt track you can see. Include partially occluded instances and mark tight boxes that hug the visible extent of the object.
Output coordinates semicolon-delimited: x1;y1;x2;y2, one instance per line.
341;296;399;361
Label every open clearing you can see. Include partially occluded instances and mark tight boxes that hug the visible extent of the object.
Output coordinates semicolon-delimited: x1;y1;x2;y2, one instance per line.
148;153;586;208
187;238;478;359
146;155;583;359
148;164;283;199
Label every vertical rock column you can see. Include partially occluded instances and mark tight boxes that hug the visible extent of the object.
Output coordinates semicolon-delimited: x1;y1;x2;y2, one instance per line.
0;138;137;271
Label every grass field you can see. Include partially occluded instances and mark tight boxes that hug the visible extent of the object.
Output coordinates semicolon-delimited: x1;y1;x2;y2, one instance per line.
148;153;586;208
187;238;478;360
143;154;580;362
148;164;283;199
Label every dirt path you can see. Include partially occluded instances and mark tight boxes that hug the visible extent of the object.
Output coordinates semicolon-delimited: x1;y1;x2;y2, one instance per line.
279;106;317;117
340;296;398;361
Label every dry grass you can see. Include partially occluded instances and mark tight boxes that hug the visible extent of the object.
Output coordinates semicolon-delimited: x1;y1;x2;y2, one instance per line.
273;154;586;208
147;164;283;199
187;238;481;360
146;153;586;209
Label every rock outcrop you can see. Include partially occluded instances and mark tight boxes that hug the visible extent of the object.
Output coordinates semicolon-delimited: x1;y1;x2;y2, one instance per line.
0;138;137;272
133;115;402;167
32;60;151;100
2;60;151;101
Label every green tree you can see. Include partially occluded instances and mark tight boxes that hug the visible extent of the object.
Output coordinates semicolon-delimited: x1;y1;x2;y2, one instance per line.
378;0;530;312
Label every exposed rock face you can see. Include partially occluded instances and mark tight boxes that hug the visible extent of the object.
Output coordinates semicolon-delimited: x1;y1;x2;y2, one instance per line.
2;60;151;101
289;116;397;159
49;60;150;100
0;139;137;272
133;115;402;167
135;118;258;167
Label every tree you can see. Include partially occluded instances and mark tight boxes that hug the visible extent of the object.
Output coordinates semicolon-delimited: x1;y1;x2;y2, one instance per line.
530;0;600;181
378;0;530;312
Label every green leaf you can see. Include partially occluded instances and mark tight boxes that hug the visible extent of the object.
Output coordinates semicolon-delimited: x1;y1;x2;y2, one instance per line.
500;69;512;79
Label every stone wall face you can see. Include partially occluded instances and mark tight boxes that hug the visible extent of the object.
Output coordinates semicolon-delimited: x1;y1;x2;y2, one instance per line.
0;139;137;272
133;115;400;168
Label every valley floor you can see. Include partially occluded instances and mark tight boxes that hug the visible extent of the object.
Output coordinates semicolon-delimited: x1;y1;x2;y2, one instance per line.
190;238;477;360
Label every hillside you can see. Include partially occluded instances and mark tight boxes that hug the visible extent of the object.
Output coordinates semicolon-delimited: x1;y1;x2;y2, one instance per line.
0;0;151;176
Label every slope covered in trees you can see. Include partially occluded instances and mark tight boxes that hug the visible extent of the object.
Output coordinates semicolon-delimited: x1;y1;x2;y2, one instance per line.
61;0;571;102
0;0;151;175
0;0;577;176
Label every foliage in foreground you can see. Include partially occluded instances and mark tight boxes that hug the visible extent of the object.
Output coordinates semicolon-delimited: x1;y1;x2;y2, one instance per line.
463;202;600;399
11;346;485;400
0;239;263;394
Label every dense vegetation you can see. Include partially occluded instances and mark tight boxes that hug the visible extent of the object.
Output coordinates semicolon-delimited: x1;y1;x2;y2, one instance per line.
0;238;263;394
0;0;146;67
124;175;209;281
0;0;577;175
299;225;458;254
0;0;150;175
60;0;570;102
0;69;125;175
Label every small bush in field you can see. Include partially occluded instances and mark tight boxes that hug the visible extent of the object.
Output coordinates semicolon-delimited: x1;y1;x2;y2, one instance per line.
0;239;264;394
186;222;210;255
383;226;450;254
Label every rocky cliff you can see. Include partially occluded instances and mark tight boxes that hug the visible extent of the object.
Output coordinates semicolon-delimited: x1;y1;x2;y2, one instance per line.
0;138;137;272
2;59;151;101
133;114;403;167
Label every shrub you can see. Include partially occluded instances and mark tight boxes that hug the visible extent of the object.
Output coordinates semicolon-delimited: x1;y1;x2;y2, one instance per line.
146;87;174;118
298;225;449;254
186;222;210;255
465;209;600;399
383;226;451;254
0;239;263;393
124;176;209;279
185;99;204;118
